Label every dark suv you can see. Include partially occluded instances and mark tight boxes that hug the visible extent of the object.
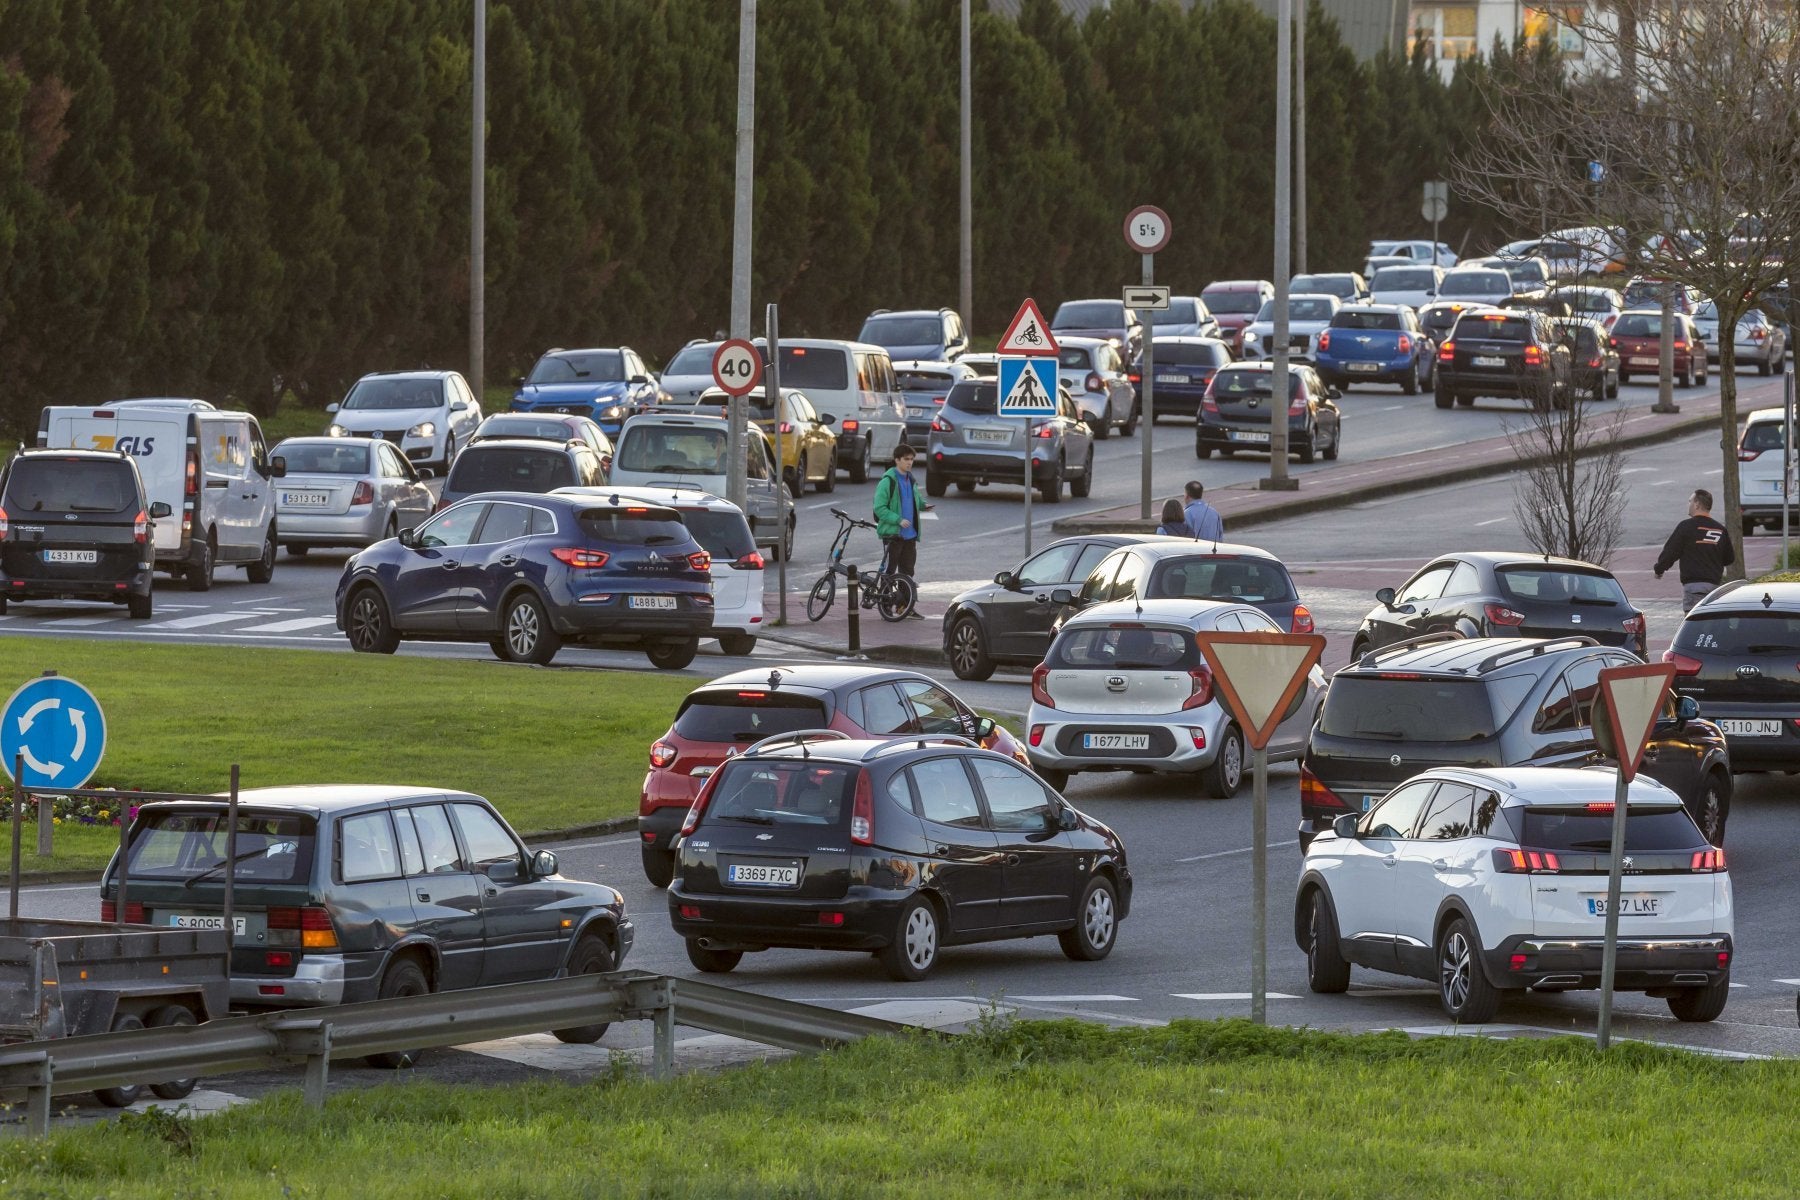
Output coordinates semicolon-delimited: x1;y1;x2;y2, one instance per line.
439;437;609;508
1666;581;1800;772
0;449;170;619
668;732;1131;981
101;785;633;1062
1434;309;1573;409
1299;635;1732;848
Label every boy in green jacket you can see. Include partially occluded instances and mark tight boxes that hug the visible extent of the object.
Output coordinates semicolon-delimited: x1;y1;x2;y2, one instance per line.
872;444;929;618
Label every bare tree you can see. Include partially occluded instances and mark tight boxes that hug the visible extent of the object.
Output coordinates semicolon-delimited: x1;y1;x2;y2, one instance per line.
1507;387;1629;564
1452;0;1800;579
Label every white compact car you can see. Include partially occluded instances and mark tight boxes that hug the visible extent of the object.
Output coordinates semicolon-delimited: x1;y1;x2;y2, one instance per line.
1736;409;1796;535
326;370;483;474
1295;766;1734;1024
1026;598;1324;799
1368;264;1445;312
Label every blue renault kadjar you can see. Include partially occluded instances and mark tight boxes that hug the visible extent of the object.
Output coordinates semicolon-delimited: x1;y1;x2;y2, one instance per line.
512;347;662;441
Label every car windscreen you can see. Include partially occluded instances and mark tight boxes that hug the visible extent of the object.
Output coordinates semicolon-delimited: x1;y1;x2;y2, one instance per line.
675;508;755;559
1331;310;1402;331
1048;625;1199;669
945;381;999;415
1741;421;1788;452
1054;301;1124;328
341;378;441;411
1149;556;1296;603
1502;261;1546;284
674;692;829;741
1373;267;1436;289
1554;325;1600;353
1056;347;1095;369
1612;313;1664;338
1149;299;1199;326
1202;289;1263;315
1155;343;1226;367
1291;275;1352;298
860;317;941;345
1256;298;1333;321
616;425;728;474
1518;806;1704;853
528;352;625;384
2;458;137;513
663;344;722;375
704;760;855;828
684;392;777;422
446;447;577;494
1566;291;1615;312
574;507;691;544
778;347;849;391
1495;566;1627;605
1439;272;1511;298
1457;314;1532;341
274;442;373;474
478;418;579;443
1672;611;1800;655
1316;677;1503;741
126;808;316;884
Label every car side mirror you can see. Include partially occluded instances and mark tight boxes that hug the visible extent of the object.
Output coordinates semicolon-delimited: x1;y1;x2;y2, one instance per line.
1676;695;1700;722
995;569;1018;589
398;527;421;548
818;413;835;425
267;455;287;479
531;849;558;878
451;399;469;412
325;402;340;415
1326;385;1342;399
1050;588;1074;605
1332;813;1361;840
149;501;172;519
1056;805;1080;829
486;859;520;883
1376;586;1397;610
974;717;996;739
630;374;651;385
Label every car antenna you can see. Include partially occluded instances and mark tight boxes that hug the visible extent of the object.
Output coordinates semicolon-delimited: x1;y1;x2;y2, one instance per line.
1764;591;1775;608
608;493;620;506
768;669;783;690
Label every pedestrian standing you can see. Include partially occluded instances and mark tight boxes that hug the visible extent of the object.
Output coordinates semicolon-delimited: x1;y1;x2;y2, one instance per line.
1156;498;1190;537
1654;488;1734;611
1183;480;1225;542
874;443;930;618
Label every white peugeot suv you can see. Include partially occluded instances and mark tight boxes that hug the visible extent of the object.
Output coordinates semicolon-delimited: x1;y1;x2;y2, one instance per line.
1295;766;1733;1024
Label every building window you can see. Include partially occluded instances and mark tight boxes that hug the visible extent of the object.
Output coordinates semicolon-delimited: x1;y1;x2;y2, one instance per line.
1523;6;1586;57
1410;4;1478;61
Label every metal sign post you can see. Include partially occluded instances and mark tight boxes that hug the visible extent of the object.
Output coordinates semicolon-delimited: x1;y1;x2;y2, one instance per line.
1422;182;1448;270
999;356;1058;557
1264;18;1296;495
766;303;787;626
1123;207;1171;521
1786;366;1795;571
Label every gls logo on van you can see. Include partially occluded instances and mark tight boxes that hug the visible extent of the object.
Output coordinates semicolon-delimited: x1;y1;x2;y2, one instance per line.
80;435;157;457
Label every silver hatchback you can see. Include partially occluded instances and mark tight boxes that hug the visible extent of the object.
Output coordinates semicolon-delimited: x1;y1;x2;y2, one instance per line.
924;379;1094;504
271;437;434;555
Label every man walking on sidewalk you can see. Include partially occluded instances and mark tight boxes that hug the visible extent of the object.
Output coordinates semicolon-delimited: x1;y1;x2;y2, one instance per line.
1654;488;1734;611
874;443;930;618
1183;480;1225;541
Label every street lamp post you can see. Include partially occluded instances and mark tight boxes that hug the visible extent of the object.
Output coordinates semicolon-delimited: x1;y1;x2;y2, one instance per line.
726;0;756;510
960;0;972;329
1262;0;1297;492
469;0;485;400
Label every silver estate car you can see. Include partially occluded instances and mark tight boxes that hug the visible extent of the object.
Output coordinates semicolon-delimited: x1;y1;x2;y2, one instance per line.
924;378;1095;503
271;437;434;556
1025;599;1324;799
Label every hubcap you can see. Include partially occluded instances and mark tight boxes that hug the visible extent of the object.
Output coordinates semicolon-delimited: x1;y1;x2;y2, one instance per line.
953;622;980;671
904;906;937;969
1084;887;1114;948
1441;930;1472;1011
508;603;539;656
351;596;382;647
1703;787;1724;839
1222;736;1242;789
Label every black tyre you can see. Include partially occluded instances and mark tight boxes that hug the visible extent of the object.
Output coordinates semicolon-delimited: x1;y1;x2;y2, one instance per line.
1036;766;1071;792
646;638;698;670
1120;400;1139;436
1619;370;1631;385
1401;362;1420;395
384;515;399;541
642;844;675;888
551;936;616;1044
441;433;457;472
1607;376;1619;398
849;445;871;484
817;457;837;493
1455;393;1476;407
1323;425;1340;461
1070;449;1094;497
1667;973;1730;1022
365;959;431;1068
925;471;947;498
717;632;757;657
286;544;310;557
1196;443;1213;459
877;574;917;623
877;896;941;981
186;535;215;592
806;574;836;622
1761;358;1775;377
1305;889;1352;992
146;1004;199;1099
346;586;400;654
1691;772;1730;846
1436;916;1500;1023
1092;410;1111;440
1434;380;1454;409
948;616;995;681
1679;364;1694;388
499;592;561;665
1296;429;1317;464
127;590;152;619
1200;724;1244;799
686;939;742;973
1038;465;1063;504
955;480;977;494
93;1013;145;1107
1058;875;1119;961
1349;637;1369;663
247;527;276;583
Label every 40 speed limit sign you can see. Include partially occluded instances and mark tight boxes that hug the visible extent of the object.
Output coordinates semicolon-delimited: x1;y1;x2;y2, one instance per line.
711;339;764;397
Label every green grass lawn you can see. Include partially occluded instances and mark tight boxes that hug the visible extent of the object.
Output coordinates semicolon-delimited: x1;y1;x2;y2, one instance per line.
1;1020;1793;1198
0;641;696;874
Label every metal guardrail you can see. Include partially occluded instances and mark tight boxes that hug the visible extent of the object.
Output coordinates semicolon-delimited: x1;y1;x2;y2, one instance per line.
0;970;920;1137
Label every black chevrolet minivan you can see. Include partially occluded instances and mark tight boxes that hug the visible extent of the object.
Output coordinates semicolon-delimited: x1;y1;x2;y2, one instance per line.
0;448;170;618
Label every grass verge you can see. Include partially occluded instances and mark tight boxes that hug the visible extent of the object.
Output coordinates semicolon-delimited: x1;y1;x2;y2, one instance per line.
0;641;694;873
0;1019;1790;1198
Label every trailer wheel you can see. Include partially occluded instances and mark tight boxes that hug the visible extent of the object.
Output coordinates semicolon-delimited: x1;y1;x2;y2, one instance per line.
93;1013;145;1107
147;1004;199;1099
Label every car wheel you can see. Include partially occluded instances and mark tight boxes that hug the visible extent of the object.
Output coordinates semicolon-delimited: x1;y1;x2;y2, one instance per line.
499;592;562;665
1667;971;1730;1022
949;616;995;681
93;1014;145;1107
877;896;941;982
1436;916;1500;1023
1304;889;1352;993
1761;358;1774;376
551;936;616;1044
1036;766;1071;792
1196;443;1213;459
364;959;431;1068
1070;449;1094;497
246;527;276;584
955;480;977;494
146;1004;199;1099
1692;772;1730;845
128;590;152;619
646;638;699;670
1058;875;1119;962
849;444;871;485
1350;636;1369;663
1679;364;1694;388
1200;724;1244;799
717;632;757;657
186;534;215;592
1323;424;1340;461
1091;409;1111;440
686;939;742;973
1120;399;1139;436
642;844;676;888
1607;376;1619;398
286;544;310;557
1743;517;1757;538
1038;462;1063;504
925;470;947;498
1296;429;1317;465
1434;379;1454;409
817;452;837;493
1619;370;1631;385
346;586;400;654
441;433;457;472
1401;362;1420;395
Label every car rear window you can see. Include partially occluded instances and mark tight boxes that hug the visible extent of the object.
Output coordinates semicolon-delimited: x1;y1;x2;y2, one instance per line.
1673;612;1800;655
703;760;855;828
895;369;954;393
1317;677;1504;741
1209;372;1302;401
778;347;848;391
1458;314;1532;341
1439;272;1511;298
1155;343;1226;367
2;458;137;513
1373;267;1436;289
126;809;316;884
1742;420;1788;452
663;344;723;375
1496;566;1626;605
616;424;728;474
1054;300;1125;328
1612;313;1663;338
1202;289;1263;315
1149;556;1295;603
860;316;941;345
1149;299;1200;326
1518;806;1704;852
574;507;690;544
1049;625;1198;669
276;443;372;474
675;508;755;560
1056;348;1094;369
673;692;829;741
945;382;999;415
1331;310;1402;331
447;447;576;494
478;418;581;442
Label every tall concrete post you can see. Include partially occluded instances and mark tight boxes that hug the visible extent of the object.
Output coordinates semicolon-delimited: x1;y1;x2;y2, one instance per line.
727;0;757;509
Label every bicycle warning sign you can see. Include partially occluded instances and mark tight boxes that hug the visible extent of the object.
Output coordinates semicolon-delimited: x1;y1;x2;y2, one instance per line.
997;298;1059;356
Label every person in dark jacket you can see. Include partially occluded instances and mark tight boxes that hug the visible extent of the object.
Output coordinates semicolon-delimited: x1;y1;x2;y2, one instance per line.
1654;488;1734;611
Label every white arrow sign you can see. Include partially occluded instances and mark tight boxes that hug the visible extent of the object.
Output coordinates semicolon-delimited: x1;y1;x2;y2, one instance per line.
18;696;58;735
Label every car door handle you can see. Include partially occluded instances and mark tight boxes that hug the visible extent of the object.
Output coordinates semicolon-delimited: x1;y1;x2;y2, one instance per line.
932;845;952;856
1004;854;1021;866
442;560;460;569
416;890;430;903
499;555;518;567
1432;859;1448;871
1382;855;1396;867
485;887;498;898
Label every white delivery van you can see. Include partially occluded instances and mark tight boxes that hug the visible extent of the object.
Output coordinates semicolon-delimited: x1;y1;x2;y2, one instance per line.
756;339;905;483
37;403;286;590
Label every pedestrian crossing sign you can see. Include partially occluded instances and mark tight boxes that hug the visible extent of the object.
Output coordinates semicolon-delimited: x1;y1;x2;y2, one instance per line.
998;357;1058;417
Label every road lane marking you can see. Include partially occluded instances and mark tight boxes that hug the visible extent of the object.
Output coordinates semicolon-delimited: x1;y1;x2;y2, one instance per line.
1009;995;1139;1003
547;836;639;851
237;617;337;633
1173;992;1299;1001
1774;978;1800;986
1474;517;1509;526
1178;839;1298;863
145;612;264;630
42;617;116;626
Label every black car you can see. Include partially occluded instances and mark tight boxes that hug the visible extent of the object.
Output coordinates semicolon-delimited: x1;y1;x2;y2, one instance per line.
1299;635;1732;848
1416;301;1498;349
101;785;633;1060
1666;581;1800;772
1352;552;1646;660
438;437;609;509
1195;362;1341;463
1051;298;1145;366
0;449;171;619
1144;337;1232;419
1434;309;1573;409
668;732;1131;981
1553;317;1621;402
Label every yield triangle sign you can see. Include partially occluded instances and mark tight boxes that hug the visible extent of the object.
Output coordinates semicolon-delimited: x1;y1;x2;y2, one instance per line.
1194;632;1326;750
997;298;1059;356
1596;662;1678;781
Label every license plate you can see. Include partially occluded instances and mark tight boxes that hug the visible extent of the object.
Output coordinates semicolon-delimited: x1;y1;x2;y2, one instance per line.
1630;356;1659;366
629;595;678;610
968;429;1011;444
43;549;97;564
908;407;932;419
282;491;330;507
1585;895;1661;917
169;914;246;934
1720;719;1783;737
1082;732;1150;750
1473;355;1506;367
728;864;798;886
1361;795;1379;812
1156;374;1189;384
1347;362;1381;373
1231;430;1271;443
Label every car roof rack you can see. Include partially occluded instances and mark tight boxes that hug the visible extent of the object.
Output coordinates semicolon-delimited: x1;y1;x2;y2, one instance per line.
1353;630;1465;670
742;729;852;758
861;735;979;761
1472;636;1597;674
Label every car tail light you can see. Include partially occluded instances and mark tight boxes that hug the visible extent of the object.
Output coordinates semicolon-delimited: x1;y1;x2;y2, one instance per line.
350;481;375;506
933;395;947;405
1201;386;1220;416
552;547;610;569
1299;765;1349;811
778;421;793;434
1317;330;1331;352
1181;665;1215;710
1085;372;1104;393
1438;339;1454;362
265;950;294;968
931;415;954;433
1753;327;1768;342
687;551;712;572
1622;614;1646;640
433;497;451;514
1397;335;1412;353
734;551;766;570
1291;604;1314;634
1127;371;1142;385
1691;848;1727;871
1029;724;1046;747
1585;802;1615;814
1523;344;1544;367
649;740;677;768
678;905;703;920
818;911;845;926
1188;727;1206;748
1492;847;1562;873
1662;650;1703;676
1035;423;1056;439
1608;336;1619;348
1031;664;1055;708
133;509;149;544
1741;446;1762;461
850;769;874;845
1288;393;1305;416
1674;339;1688;351
680;767;724;836
269;906;339;949
1484;603;1525;626
101;900;147;923
1588;356;1602;368
841;419;860;433
185;451;199;497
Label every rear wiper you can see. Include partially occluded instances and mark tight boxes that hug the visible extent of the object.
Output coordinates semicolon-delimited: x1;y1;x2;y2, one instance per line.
183;846;272;888
1353;729;1406;739
717;813;775;825
1569;597;1617;606
1566;840;1616;850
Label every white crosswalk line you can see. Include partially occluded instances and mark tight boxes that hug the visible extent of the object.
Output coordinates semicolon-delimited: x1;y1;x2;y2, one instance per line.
1172;992;1299;1001
145;612;263;631
43;617;118;626
237;616;337;633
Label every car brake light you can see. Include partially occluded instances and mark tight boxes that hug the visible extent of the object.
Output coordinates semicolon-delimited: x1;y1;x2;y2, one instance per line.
1585;802;1615;813
1029;724;1046;747
1691;848;1727;871
841;419;860;433
1753;327;1768;341
931;415;954;433
1291;604;1314;634
1438;340;1454;362
1201;388;1219;415
933;395;947;405
680;766;724;835
1181;665;1214;710
1316;330;1331;352
1662;650;1703;676
1523;344;1544;366
1608;337;1619;348
133;510;148;544
778;422;793;434
850;769;874;845
350;480;375;506
1288;393;1305;415
1035;423;1056;439
1674;340;1688;350
100;900;147;923
1588;357;1602;368
551;547;610;569
1741;447;1763;461
268;906;339;949
185;452;199;496
1299;765;1349;811
649;740;677;768
1031;664;1055;708
687;552;712;572
1128;372;1142;384
0;506;8;539
1484;603;1525;626
734;550;765;570
1085;372;1104;392
1622;614;1646;638
1397;335;1412;353
1492;847;1561;873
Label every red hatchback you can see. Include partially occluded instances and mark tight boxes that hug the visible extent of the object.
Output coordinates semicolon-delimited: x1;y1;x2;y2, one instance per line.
1612;309;1709;388
638;665;1029;885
